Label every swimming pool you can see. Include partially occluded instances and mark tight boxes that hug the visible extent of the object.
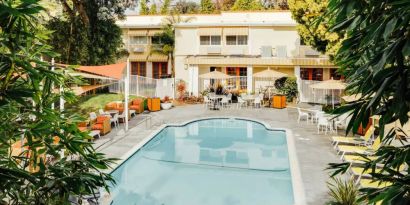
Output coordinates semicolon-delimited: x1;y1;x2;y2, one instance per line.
109;118;302;205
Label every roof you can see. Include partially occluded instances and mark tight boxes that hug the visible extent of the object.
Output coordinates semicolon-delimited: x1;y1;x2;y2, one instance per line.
76;62;126;80
117;11;296;28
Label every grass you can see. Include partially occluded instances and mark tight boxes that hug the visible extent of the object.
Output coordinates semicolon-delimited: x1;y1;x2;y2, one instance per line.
67;93;144;117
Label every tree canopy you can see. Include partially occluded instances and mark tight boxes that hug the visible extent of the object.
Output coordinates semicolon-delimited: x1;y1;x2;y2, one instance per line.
200;0;216;14
325;0;410;203
288;0;341;57
160;0;171;14
140;0;149;15
231;0;263;11
0;0;114;203
173;0;199;14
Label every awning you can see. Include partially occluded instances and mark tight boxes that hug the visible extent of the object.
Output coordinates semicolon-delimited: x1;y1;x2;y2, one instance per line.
223;27;248;36
129;54;148;61
70;84;112;95
148;54;168;62
76;62;126;80
148;29;162;36
68;72;114;80
198;28;222;36
128;29;148;36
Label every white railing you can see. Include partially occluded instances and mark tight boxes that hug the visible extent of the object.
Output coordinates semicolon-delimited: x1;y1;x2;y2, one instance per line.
199;76;248;93
299;80;342;104
108;75;174;98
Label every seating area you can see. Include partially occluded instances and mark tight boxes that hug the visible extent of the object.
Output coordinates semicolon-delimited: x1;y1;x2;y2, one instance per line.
204;92;266;110
78;98;146;140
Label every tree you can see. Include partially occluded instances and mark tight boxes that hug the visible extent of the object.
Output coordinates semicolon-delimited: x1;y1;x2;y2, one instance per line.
47;0;131;65
288;0;341;57
160;0;171;14
0;0;114;204
200;0;215;14
325;0;410;204
149;2;157;14
140;0;149;14
217;0;235;11
231;0;263;11
173;0;199;14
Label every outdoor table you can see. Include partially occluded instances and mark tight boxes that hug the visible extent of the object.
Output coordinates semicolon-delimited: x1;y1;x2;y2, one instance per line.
208;95;224;110
106;110;119;117
242;95;255;106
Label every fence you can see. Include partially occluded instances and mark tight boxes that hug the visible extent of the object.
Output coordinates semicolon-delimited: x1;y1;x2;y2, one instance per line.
199;76;248;93
107;75;174;99
299;80;342;104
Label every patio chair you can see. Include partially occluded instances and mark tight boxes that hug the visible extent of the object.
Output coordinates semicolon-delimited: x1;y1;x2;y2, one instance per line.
203;96;211;108
311;110;324;124
332;126;375;148
297;108;309;124
91;116;111;135
253;97;262;108
237;97;247;109
130;98;144;114
118;112;126;123
220;97;230;109
226;93;232;103
110;113;119;129
317;116;332;134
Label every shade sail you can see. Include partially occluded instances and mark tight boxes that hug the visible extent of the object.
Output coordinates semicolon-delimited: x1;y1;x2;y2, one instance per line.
253;68;287;78
70;84;112;95
310;79;346;90
68;72;114;80
199;70;233;79
76;62;126;80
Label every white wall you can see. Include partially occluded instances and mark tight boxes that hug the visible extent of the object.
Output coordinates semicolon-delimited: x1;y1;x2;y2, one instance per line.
249;27;300;57
175;28;199;56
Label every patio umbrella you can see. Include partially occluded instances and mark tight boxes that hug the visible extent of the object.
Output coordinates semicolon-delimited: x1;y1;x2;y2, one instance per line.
253;67;288;99
199;70;233;79
310;78;346;109
342;94;362;102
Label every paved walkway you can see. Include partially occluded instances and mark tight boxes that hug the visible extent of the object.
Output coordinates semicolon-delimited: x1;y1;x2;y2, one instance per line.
95;104;341;205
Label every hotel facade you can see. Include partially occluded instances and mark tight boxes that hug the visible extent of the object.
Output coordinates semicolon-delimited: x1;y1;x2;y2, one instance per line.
117;12;339;103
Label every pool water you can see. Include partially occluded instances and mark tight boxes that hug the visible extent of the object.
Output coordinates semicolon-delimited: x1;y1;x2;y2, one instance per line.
110;119;294;205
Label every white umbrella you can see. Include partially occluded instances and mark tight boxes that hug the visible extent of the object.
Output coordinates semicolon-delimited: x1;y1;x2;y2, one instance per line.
310;78;346;109
253;67;288;99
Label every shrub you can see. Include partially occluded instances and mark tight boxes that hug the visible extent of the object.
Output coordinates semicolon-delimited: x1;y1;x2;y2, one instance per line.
278;77;298;102
327;177;361;205
176;80;186;101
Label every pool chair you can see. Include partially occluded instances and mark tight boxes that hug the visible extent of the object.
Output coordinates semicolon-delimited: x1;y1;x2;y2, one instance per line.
350;165;405;183
359;179;392;189
332;126;375;148
337;136;382;160
343;155;378;164
297;108;309;124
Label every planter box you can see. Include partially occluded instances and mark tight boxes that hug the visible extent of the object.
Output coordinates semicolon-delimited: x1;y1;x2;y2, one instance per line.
272;95;286;109
148;98;161;112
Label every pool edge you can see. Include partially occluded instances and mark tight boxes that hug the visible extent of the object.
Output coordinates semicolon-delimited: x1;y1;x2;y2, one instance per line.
103;116;307;205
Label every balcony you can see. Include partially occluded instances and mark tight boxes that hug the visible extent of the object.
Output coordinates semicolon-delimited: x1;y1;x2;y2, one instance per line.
298;46;322;57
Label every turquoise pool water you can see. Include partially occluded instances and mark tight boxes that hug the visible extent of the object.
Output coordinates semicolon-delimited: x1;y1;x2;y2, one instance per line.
110;118;294;205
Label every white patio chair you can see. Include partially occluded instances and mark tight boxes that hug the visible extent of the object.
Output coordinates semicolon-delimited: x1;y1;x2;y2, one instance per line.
253;97;262;108
311;110;324;124
203;96;211;108
317;116;332;134
237;97;247;109
110;113;119;129
297;108;309;124
226;93;232;103
89;112;97;121
258;93;264;106
98;109;111;118
118;112;126;125
220;97;230;109
334;113;351;134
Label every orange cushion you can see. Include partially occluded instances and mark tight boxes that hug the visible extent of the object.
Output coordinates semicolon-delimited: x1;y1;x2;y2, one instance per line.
78;127;87;132
92;124;103;130
132;99;142;105
96;116;107;123
130;105;140;110
78;121;88;127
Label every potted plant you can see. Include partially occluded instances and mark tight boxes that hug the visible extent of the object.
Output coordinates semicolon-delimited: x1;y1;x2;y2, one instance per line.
161;96;173;110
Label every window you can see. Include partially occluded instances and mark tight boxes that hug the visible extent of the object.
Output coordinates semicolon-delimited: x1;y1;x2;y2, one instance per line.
200;36;210;45
226;67;247;90
226;35;248;45
330;68;343;80
130;36;147;45
237;35;248;45
210;36;221;45
152;62;168;79
300;68;323;81
131;62;146;76
226;36;237;45
200;36;221;45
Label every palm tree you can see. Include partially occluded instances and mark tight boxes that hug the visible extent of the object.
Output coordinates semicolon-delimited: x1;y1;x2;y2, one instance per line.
151;12;194;97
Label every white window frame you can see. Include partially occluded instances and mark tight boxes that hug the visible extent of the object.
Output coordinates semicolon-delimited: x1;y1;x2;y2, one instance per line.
225;35;248;45
200;35;221;45
130;36;148;45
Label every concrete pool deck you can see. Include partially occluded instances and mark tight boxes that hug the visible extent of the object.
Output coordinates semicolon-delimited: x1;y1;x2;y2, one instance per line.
95;104;341;205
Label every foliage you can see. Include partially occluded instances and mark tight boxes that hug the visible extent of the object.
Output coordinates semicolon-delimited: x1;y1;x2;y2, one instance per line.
47;0;128;65
0;0;115;204
161;96;172;103
324;0;410;204
140;0;149;15
200;0;215;14
149;2;158;14
231;0;263;11
173;0;199;14
327;177;361;205
262;0;288;10
288;0;342;57
216;84;224;95
277;77;298;102
274;77;287;90
176;80;186;101
218;0;235;11
160;0;171;14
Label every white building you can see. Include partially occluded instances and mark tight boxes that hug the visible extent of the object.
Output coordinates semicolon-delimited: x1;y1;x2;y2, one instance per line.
117;12;339;103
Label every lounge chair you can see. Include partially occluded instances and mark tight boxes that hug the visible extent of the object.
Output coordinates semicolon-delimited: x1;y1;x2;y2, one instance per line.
351;165;405;182
337;136;382;159
343;155;378;164
332;126;375;148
